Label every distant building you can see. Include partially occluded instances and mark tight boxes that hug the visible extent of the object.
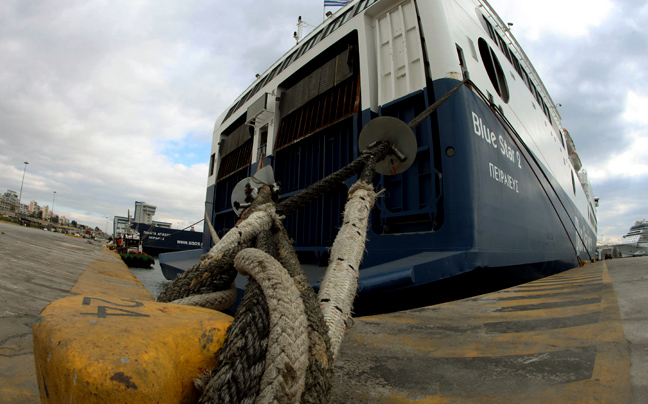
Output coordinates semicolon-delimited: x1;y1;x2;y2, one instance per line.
113;216;129;237
29;200;41;214
18;203;29;215
0;190;19;212
113;202;173;237
133;201;171;228
134;201;157;225
42;205;50;219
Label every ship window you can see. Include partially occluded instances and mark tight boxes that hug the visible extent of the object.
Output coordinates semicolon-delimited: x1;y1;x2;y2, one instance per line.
267;65;280;82
341;9;354;24
497;34;512;63
322;20;336;38
258;126;268;159
310;31;323;49
297;39;312;59
483;16;497;42
330;16;343;31
355;0;368;15
209;153;215;177
478;38;509;103
278;50;298;75
456;45;469;80
571;171;576;195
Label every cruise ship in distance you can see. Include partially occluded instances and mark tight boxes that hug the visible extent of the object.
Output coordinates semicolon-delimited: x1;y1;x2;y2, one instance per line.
616;220;648;257
191;0;598;306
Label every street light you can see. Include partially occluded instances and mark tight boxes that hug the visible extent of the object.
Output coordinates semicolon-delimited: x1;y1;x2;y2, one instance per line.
18;161;28;214
105;216;108;234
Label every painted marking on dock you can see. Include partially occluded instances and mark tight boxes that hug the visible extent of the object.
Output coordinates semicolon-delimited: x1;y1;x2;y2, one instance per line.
332;261;631;403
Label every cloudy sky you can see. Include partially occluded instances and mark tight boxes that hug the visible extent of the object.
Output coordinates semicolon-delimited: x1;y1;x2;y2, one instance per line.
0;0;646;242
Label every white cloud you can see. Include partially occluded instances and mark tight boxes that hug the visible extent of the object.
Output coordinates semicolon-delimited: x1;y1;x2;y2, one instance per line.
623;90;648;125
0;0;646;244
587;90;648;181
489;0;614;40
587;130;648;181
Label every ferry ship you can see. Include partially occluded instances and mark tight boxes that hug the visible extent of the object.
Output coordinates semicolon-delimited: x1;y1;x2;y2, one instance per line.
615;219;648;257
178;0;598;304
114;201;203;256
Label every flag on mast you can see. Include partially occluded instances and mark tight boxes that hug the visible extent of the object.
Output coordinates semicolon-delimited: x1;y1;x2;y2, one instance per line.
324;0;350;6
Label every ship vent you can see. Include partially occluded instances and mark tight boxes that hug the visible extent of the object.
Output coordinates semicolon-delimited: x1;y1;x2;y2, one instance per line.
275;47;359;150
217;123;254;180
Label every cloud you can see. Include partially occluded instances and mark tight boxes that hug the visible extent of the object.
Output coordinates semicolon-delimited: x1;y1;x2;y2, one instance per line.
0;0;646;244
488;0;648;241
489;0;614;40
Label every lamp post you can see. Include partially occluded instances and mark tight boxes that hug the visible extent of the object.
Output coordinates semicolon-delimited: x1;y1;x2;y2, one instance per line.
105;217;108;234
18;161;28;215
51;191;56;222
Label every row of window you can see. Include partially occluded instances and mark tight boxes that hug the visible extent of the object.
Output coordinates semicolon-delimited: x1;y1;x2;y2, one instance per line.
223;0;378;123
481;16;553;125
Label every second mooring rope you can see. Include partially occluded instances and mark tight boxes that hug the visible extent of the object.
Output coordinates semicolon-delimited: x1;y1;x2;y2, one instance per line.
235;248;310;404
317;181;377;359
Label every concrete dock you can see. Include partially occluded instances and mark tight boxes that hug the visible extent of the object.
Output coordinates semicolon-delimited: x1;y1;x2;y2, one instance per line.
332;257;648;403
1;219;647;403
0;221;125;403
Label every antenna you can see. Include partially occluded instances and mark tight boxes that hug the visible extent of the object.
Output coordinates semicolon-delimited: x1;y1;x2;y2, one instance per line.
294;16;313;43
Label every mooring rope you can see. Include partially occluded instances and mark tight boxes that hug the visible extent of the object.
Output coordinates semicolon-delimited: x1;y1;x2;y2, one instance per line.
200;204;280;268
157;204;280;303
235;248;310;404
170;282;237;311
272;225;333;404
155;77;474;404
161;144;391;404
317;181;377;359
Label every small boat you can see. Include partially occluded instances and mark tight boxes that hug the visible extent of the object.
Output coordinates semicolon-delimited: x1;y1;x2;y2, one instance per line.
115;232;154;268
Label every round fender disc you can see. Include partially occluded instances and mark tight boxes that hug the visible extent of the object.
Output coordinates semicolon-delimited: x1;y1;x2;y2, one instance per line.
231;177;251;217
358;116;417;175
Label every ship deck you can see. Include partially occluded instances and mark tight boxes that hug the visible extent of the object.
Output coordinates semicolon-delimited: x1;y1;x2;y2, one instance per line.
2;220;646;403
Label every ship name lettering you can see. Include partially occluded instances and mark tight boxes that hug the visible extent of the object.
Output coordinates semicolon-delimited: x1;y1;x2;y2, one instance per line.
498;135;516;164
489;163;519;193
472;112;497;149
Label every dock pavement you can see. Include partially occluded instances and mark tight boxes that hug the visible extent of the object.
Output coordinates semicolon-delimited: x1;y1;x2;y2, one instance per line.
0;221;124;403
1;220;646;403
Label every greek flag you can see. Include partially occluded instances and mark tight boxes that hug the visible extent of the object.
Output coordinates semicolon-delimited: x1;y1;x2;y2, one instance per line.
324;0;350;6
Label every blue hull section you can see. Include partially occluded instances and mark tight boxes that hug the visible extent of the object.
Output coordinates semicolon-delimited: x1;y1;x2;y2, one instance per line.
158;248;208;280
135;224;203;255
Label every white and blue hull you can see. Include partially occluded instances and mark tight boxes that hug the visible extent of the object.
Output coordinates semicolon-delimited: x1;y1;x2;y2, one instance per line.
193;0;597;303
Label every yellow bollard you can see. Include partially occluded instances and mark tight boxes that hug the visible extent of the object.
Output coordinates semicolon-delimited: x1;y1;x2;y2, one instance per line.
33;295;232;404
32;249;232;403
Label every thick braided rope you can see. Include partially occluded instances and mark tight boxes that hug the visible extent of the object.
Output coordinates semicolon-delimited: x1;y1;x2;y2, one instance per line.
170;282;237;311
157;204;279;303
201;204;278;266
272;226;332;404
235;248;310;404
199;277;269;404
318;181;376;359
198;230;279;404
157;260;237;303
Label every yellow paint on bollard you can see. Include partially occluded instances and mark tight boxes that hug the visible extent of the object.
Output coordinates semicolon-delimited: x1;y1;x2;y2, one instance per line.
33;296;232;403
32;248;233;403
